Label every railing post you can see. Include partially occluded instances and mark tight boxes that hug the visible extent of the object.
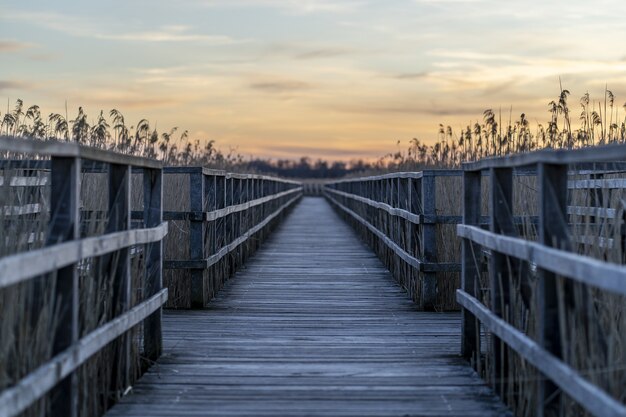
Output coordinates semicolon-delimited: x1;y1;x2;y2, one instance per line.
205;174;216;298
537;162;569;417
143;167;163;361
421;173;437;310
107;163;131;399
488;167;514;400
190;170;206;308
47;156;80;417
461;170;481;367
409;178;420;302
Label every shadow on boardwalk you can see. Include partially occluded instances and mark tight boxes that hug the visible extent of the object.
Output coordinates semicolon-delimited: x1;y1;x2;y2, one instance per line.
106;197;509;417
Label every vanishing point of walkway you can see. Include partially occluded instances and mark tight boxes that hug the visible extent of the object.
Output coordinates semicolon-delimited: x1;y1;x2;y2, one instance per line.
106;197;508;417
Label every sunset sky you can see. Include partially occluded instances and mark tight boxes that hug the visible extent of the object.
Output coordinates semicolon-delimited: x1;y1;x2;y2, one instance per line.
2;0;626;161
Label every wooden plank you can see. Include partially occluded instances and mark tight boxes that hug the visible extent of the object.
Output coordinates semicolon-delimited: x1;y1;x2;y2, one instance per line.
0;176;48;186
106;198;507;417
0;135;162;168
0;222;168;288
463;141;626;171
456;225;626;296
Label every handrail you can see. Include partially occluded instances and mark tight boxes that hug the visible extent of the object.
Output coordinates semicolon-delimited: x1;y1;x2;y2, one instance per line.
162;167;303;308
0;135;162;168
0;136;167;417
324;170;463;310
458;144;626;417
0;223;168;288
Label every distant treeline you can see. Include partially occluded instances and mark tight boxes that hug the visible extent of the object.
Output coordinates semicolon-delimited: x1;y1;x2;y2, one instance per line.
244;158;373;179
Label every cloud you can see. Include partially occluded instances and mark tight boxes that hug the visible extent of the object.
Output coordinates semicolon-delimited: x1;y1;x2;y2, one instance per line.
249;80;312;93
0;40;34;52
96;25;244;44
0;80;32;92
332;102;489;117
5;11;243;44
295;47;355;60
264;144;366;157
194;0;362;14
393;72;430;80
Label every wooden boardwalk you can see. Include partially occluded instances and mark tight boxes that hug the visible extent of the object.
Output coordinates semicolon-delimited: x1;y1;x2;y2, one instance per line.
106;197;508;417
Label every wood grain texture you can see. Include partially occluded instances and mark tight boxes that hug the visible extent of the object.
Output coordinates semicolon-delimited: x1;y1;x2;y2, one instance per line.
107;197;509;417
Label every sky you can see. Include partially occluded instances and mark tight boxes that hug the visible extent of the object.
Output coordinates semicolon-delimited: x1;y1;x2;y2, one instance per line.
2;0;626;161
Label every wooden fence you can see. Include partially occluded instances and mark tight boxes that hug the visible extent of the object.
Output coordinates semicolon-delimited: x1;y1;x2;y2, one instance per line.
160;167;302;308
0;136;167;417
458;146;626;417
0;137;302;416
324;170;462;310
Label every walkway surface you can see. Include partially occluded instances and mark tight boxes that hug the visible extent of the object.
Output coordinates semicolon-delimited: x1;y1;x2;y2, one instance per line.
107;197;508;417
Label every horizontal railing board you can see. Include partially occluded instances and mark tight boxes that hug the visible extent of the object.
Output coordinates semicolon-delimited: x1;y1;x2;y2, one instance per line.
129;188;303;222
463;143;626;171
326;169;461;184
569;178;626;189
0;222;168;288
165;193;301;270
457;224;626;296
327;194;460;272
0;136;162;169
0;289;168;417
457;290;626;417
325;192;422;270
163;166;301;184
2;204;42;216
324;187;421;224
567;206;617;219
0;176;48;187
204;188;302;221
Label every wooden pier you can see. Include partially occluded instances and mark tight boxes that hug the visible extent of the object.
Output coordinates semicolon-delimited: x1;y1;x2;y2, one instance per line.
105;198;508;417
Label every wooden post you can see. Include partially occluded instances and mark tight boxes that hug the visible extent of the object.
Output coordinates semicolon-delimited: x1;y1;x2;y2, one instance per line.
205;175;216;297
409;178;421;302
537;163;569;417
190;171;206;308
143;167;163;361
461;170;481;367
107;163;131;399
421;174;437;310
488;167;514;399
48;156;81;417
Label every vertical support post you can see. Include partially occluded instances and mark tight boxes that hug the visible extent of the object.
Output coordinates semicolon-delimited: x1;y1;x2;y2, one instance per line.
537;163;569;417
205;175;216;297
144;167;163;361
488;167;514;400
461;170;481;366
421;173;437;310
107;163;131;398
48;156;80;417
190;170;206;308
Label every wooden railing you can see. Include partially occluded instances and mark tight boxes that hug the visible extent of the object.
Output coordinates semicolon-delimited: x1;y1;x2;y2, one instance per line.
324;170;462;310
0;136;167;417
158;167;302;308
458;146;626;417
0;138;302;416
